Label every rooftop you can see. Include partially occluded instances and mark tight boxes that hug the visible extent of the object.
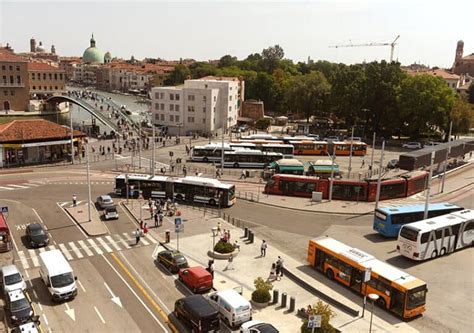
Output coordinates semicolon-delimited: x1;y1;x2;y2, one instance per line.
0;48;27;63
0;119;85;143
28;62;64;72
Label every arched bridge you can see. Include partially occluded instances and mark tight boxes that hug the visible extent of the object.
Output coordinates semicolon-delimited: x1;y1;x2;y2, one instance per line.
47;95;119;133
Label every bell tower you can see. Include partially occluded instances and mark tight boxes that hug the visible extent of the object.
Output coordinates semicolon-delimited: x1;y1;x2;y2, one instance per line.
454;40;464;66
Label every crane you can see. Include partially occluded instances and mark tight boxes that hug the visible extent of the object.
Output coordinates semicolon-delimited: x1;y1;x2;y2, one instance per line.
329;35;400;62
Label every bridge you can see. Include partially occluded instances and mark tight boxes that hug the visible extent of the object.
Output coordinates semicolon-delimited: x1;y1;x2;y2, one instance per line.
47;95;120;133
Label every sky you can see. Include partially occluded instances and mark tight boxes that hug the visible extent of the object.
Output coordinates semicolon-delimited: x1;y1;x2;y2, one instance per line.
1;0;473;68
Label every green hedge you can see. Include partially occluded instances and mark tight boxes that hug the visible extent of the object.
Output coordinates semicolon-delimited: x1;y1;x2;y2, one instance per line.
214;240;234;254
251;289;271;303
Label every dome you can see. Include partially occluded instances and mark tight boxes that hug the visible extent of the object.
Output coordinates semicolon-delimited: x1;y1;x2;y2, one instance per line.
104;51;112;63
82;33;104;64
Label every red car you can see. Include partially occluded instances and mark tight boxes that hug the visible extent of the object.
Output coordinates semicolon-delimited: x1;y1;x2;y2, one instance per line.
178;267;213;293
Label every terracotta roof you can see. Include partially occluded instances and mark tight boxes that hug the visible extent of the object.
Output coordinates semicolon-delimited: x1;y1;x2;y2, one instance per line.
199;76;240;82
462;53;474;61
404;68;460;80
0;48;27;63
0;119;85;143
28;62;63;71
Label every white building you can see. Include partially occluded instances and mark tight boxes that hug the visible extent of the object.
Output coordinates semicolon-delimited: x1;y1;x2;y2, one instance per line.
151;78;241;136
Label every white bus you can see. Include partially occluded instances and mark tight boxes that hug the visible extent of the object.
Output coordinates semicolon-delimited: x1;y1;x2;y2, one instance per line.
230;142;294;158
190;144;233;162
222;150;283;168
240;134;278;141
397;209;474;261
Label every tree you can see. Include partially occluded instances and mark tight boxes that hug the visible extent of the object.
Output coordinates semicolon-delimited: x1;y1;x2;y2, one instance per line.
189;62;218;79
255;118;271;130
300;300;336;333
251;277;273;303
164;64;191;85
450;96;474;135
286;71;331;122
218;55;238;68
398;74;455;139
468;83;474;104
247;72;279;112
261;45;285;73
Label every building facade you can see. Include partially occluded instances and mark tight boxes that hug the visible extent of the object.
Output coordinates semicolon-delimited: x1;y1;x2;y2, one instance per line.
28;62;66;96
452;40;474;76
151;78;241;136
0;47;29;112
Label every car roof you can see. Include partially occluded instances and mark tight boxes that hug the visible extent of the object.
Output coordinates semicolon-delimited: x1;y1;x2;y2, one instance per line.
179;295;218;317
8;289;27;301
27;223;43;230
184;266;210;277
2;264;20;276
214;289;250;308
105;206;117;211
100;195;112;200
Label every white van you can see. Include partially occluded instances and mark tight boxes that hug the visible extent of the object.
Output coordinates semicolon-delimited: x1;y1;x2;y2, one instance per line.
39;250;77;301
208;289;252;328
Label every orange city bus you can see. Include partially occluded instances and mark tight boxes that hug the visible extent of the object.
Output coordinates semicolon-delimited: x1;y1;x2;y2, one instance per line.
307;237;427;319
333;141;367;156
291;141;328;155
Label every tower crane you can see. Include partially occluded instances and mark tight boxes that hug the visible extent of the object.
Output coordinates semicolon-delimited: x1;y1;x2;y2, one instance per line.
329;35;400;62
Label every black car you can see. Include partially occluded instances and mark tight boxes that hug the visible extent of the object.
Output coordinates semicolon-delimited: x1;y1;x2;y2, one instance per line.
387;159;399;169
175;295;220;332
26;223;49;248
6;290;34;326
156;250;189;273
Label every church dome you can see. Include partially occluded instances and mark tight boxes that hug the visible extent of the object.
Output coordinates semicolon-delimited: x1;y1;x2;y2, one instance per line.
82;34;104;64
104;51;112;63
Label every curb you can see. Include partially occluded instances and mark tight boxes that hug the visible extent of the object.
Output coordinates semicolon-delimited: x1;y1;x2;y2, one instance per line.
62;205;108;237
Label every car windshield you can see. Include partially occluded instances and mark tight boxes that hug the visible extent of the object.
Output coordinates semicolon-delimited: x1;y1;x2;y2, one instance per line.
30;228;45;236
106;207;117;213
407;286;427;310
11;298;30;312
50;272;74;288
5;273;22;285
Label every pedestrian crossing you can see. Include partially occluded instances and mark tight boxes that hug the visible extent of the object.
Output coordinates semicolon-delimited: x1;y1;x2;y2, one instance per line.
49;181;114;185
0;180;46;191
16;232;158;270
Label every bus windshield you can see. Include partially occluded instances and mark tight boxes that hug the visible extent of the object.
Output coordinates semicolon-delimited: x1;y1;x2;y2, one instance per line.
407;286;427;310
399;226;418;241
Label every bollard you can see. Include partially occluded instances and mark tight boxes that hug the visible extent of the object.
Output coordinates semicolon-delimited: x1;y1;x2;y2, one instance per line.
273;289;279;304
289;296;295;312
249;231;254;244
244;227;249;238
281;292;287;308
165;230;170;243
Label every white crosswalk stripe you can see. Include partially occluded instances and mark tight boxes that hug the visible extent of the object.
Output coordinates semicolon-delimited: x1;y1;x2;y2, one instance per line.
39;247;46;253
115;234;131;249
6;184;29;188
96;237;113;253
0;186;15;190
18;251;29;269
106;236;122;251
0;181;46;191
147;235;158;244
140;238;150;246
58;243;73;260
68;242;84;259
87;238;103;255
28;249;39;267
78;240;94;256
47;245;57;251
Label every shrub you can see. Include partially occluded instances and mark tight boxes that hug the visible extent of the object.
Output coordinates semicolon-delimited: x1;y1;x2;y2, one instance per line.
300;300;336;333
255;118;271;130
251;277;273;303
213;240;234;254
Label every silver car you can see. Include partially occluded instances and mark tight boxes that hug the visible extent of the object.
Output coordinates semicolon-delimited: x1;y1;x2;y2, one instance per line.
1;265;26;294
96;195;114;209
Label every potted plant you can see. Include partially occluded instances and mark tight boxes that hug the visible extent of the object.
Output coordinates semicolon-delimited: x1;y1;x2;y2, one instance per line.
213;240;234;254
251;277;273;308
300;300;337;333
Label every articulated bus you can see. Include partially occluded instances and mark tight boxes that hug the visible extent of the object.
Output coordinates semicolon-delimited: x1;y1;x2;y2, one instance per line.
231;142;294;158
373;203;464;237
291;141;328;155
223;150;283;168
308;237;427;319
114;174;236;207
333;141;367;156
190;144;233;162
397;209;473;261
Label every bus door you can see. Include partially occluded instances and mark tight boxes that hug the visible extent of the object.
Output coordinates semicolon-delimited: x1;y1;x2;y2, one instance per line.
390;288;405;317
165;181;174;199
315;249;325;271
349;268;363;293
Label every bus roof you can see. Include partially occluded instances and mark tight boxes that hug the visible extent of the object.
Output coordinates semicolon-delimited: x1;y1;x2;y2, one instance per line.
225;150;282;156
377;202;461;214
401;209;473;232
116;173;154;180
333;141;367;145
312;237;424;288
176;176;234;189
241;134;277;140
261;143;294;148
309;160;337;166
271;159;304;166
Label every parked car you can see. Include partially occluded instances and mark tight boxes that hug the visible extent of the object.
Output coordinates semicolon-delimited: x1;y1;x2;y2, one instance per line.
11;317;41;333
231;127;242;133
424;141;442;148
208;289;252;328
6;289;34;326
178;266;213;293
1;265;26;294
240;320;279;333
386;159;399;169
402;142;422;149
323;136;339;142
239;124;248;132
174;295;220;333
96;195;114;209
307;134;320;139
26;223;49;248
103;206;119;220
345;136;362;142
156;250;189;273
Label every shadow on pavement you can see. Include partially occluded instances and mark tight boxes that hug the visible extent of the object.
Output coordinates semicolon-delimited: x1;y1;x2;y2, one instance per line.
363;233;394;243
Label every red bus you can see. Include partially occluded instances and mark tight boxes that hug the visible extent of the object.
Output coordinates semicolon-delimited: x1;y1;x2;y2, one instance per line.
0;213;11;252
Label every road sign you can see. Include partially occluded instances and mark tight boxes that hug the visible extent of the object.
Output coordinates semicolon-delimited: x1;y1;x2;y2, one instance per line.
169;151;174;157
175;224;184;233
308;315;321;328
364;267;372;282
174;217;182;226
1;207;8;214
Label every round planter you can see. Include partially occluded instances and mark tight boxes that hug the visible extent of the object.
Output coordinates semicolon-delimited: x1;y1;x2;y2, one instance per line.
207;249;239;260
250;299;269;309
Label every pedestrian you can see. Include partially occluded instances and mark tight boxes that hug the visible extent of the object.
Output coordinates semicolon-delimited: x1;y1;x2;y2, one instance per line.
135;228;141;245
233;240;240;252
182;165;187;177
72;194;77;207
143;223;148;236
217;221;222;235
158;212;164;226
261;240;267;257
209;260;215;279
240;169;246;180
154;212;159;227
148;198;153;208
276;256;284;278
361;158;365;168
215;169;221;179
268;263;277;282
149;205;154;219
225;254;234;271
227;229;231;241
275;261;281;280
223;229;229;242
140;220;144;229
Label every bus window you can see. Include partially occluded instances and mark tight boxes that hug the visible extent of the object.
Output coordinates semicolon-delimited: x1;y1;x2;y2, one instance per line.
407;287;427;310
399;227;418;242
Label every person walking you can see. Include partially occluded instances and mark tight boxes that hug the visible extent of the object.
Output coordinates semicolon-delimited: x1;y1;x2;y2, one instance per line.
72;194;77;207
158;211;164;227
276;256;284;279
225;254;234;271
217;221;222;235
361;158;365;168
239;169;246;180
143;223;148;236
154;212;159;227
208;260;215;279
134;228;141;245
268;263;277;282
182;165;187;177
261;240;267;257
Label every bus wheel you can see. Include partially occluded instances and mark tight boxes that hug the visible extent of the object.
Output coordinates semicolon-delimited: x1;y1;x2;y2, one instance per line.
377;297;386;309
440;247;447;256
430;250;438;259
203;157;209;162
209;199;216;206
233;162;239;168
326;269;334;280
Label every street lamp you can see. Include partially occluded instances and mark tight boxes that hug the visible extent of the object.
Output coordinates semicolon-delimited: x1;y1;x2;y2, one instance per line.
326;152;335;202
368;293;379;333
211;227;218;257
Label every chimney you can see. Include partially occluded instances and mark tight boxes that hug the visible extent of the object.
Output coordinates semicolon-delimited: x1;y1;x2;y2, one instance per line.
30;38;36;53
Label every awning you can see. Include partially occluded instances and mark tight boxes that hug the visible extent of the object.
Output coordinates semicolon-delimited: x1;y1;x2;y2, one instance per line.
1;139;75;149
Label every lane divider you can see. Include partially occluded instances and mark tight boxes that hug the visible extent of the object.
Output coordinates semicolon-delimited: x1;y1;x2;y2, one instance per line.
110;252;178;333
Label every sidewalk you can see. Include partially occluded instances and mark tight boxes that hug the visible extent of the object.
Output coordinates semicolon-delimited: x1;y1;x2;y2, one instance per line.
124;201;418;332
64;201;108;236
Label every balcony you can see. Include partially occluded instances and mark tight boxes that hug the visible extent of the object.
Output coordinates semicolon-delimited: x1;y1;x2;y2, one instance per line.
0;81;25;88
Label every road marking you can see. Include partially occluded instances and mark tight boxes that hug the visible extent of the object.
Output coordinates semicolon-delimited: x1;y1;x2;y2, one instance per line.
87;239;103;255
60;201;69;207
77;280;86;293
104;254;170;332
39;247;46;253
42;313;49;326
26;183;39;187
38;302;43;311
147;235;158;244
96;237;113;253
6;184;29;188
64;302;76;321
58;243;74;260
32;208;47;229
105;235;122;251
115;234;131;249
68;242;84;259
78;240;94;256
140;238;150;246
56;202;88;238
0;186;14;190
28;249;39;267
47;245;56;251
94;306;106;324
104;282;123;308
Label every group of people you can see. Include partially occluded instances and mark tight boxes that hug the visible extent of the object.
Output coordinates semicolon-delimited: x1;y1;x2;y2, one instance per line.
268;256;285;281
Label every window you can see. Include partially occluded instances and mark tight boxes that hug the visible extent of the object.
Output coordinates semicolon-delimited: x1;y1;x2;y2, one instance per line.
9;76;13;84
16;76;21;84
16;65;20;71
155;92;159;99
203;118;206;124
188;95;195;101
170;115;174;121
49;73;52;80
3;90;7;96
188;106;195;112
160;92;164;99
188;117;195;123
32;73;35;80
170;104;174;111
203;96;206;102
60;73;63;80
9;65;12;70
203;107;206;113
170;93;174;100
175;116;180;122
230;95;232;101
2;76;6;83
10;90;15;96
160;103;164;110
33;86;36;90
175;105;180;112
54;73;58;80
37;73;41;81
1;65;5;70
55;86;58;90
160;114;164;121
154;103;159;109
175;94;180;100
43;73;46;80
229;106;232;112
214;96;216;101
